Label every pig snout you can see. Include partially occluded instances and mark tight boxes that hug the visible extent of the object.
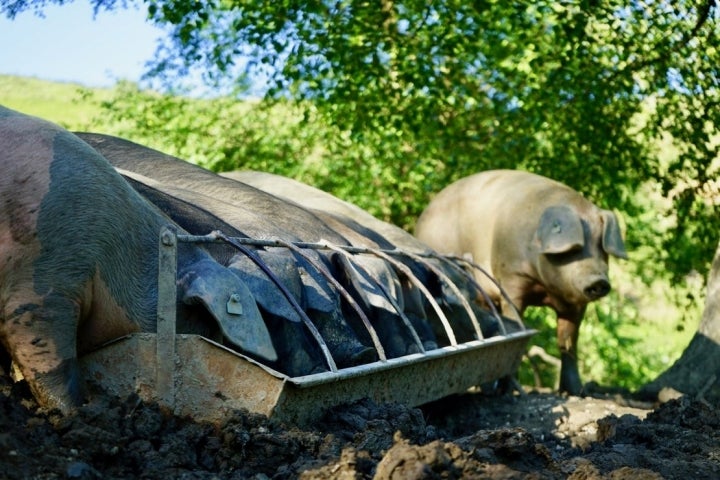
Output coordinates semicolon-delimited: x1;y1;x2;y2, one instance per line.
583;277;611;300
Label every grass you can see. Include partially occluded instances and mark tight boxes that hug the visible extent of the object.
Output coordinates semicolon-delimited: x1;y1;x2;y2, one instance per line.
0;74;110;128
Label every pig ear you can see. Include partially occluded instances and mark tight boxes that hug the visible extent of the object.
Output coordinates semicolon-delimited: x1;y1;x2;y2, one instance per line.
600;209;628;259
536;205;584;254
179;259;278;362
227;252;304;323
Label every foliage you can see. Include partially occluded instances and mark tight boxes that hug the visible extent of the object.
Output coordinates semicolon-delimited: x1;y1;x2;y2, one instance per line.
135;0;718;282
6;1;719;281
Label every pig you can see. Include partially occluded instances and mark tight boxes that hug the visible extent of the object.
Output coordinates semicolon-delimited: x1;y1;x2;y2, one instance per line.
0;106;276;414
75;133;428;358
414;169;628;394
73;133;351;246
224;170;432;254
120;172;377;373
225;170;506;343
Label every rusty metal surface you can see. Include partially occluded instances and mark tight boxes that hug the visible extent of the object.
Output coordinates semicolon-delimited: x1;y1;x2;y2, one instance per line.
156;226;178;407
79;330;534;425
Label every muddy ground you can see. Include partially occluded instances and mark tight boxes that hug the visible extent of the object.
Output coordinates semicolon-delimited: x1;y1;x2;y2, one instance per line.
1;371;719;480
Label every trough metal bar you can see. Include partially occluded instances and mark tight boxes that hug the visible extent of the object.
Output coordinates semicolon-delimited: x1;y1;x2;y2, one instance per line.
285;330;537;387
215;232;338;372
429;254;507;335
444;255;526;331
177;232;406;255
273;238;388;362
364;247;458;346
156;226;178;408
323;244;425;353
404;252;484;340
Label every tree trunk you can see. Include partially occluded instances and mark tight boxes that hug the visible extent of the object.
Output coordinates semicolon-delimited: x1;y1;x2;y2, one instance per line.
640;241;720;404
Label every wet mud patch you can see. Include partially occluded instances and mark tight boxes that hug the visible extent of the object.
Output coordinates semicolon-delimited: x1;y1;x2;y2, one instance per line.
1;372;718;479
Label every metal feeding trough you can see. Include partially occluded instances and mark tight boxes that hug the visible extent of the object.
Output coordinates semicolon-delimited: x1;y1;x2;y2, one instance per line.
80;227;534;425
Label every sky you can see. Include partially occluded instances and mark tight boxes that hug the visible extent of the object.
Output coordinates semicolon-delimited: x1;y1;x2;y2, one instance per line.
0;1;162;87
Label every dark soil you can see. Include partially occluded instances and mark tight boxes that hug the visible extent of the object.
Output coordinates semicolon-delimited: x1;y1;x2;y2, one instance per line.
1;372;718;479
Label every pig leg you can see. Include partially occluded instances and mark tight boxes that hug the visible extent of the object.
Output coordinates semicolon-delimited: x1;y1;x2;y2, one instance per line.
556;307;586;395
4;291;84;413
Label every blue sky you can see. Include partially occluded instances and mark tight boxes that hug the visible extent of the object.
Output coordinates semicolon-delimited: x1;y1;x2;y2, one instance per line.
0;1;162;87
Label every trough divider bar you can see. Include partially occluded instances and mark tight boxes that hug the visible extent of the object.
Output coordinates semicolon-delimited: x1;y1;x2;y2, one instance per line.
273;238;388;362
444;255;526;332
403;252;484;340
323;244;425;353
157;226;178;409
365;247;458;346
215;232;339;372
429;254;507;335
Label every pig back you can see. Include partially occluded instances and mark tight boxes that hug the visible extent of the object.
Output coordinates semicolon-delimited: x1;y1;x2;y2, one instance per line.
415;170;590;292
415;171;524;270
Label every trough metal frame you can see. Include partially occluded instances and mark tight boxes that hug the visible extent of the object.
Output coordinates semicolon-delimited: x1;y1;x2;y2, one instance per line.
80;227;535;425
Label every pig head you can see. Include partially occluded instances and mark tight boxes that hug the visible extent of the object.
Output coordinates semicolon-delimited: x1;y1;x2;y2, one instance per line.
415;169;628;394
0;106;275;414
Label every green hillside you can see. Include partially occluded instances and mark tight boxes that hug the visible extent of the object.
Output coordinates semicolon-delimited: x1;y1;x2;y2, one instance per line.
0;75;110;128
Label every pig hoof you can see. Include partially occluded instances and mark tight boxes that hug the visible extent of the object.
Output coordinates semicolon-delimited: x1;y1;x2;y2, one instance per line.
559;378;584;397
35;359;85;414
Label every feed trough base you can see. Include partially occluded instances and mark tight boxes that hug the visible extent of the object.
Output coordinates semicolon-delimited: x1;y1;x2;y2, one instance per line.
79;330;535;425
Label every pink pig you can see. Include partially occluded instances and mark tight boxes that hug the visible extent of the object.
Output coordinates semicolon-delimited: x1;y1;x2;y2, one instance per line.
415;170;627;394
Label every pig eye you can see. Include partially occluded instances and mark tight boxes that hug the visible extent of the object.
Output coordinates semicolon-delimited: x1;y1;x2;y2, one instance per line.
545;247;582;263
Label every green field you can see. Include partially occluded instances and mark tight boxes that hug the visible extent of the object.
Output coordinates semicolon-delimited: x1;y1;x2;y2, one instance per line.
0;75;114;128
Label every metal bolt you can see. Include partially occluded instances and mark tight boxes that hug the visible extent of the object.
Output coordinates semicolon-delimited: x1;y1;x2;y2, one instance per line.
161;230;175;246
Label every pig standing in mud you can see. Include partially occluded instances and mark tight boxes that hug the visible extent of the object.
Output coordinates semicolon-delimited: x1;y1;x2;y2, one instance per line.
415;170;628;394
0;106;276;413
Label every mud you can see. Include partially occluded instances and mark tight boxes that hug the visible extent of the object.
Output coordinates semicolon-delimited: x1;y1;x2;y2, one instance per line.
1;371;718;479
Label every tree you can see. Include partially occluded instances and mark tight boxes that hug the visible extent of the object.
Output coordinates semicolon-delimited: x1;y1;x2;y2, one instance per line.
641;239;720;403
5;1;718;278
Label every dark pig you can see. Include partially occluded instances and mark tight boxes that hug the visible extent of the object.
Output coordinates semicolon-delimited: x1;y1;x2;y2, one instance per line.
120;172;376;373
415;169;628;394
225;170;507;345
76;133;428;359
74;133;349;245
224;170;432;253
0;106;275;414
